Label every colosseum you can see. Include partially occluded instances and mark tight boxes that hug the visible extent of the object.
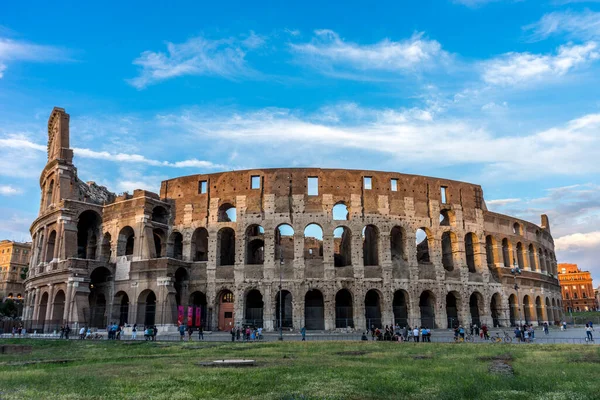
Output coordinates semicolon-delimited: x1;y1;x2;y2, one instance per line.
23;107;564;333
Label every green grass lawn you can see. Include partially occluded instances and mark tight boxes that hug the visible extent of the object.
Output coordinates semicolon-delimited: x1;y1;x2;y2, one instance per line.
0;339;598;399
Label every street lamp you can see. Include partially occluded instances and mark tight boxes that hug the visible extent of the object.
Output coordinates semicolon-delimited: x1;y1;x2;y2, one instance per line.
510;251;522;326
279;251;283;341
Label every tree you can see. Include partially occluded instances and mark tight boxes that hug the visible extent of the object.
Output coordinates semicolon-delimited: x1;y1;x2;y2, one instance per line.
0;299;18;319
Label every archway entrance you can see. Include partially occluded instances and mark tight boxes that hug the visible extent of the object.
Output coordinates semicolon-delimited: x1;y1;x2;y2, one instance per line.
189;291;207;328
523;295;532;323
446;292;459;328
470;292;482;326
245;289;264;328
218;290;234;331
535;297;543;324
38;292;49;332
365;290;382;329
113;292;129;326
275;290;293;329
508;294;517;326
304;290;324;330
420;291;436;328
491;293;502;327
137;290;156;327
51;290;66;326
335;289;353;328
392;290;409;327
89;267;111;328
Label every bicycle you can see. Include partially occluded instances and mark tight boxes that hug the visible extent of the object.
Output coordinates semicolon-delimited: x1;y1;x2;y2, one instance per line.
454;334;474;343
492;331;512;343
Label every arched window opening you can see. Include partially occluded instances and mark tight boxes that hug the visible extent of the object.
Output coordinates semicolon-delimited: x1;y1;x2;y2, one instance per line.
275;290;293;329
362;225;379;266
275;224;295;266
38;292;49;330
441;231;455;271
416;228;430;264
334;226;352;267
218;228;236;266
513;222;521;235
45;230;56;263
485;236;496;267
420;291;436;328
218;203;237;222
137;290;156;327
100;233;112;262
168;232;184;259
365;290;382;329
392;290;409;327
446;292;459;328
153;228;166;258
502;239;511;268
77;210;101;259
117;226;135;257
191;228;208;261
245;289;264;328
174;267;189;307
304;289;324;330
152;206;168;225
508;294;517;326
491;293;502;327
51;290;66;324
523;295;532;323
390;226;406;266
528;244;536;271
465;233;477;273
516;242;524;270
332;202;349;221
538;248;545;273
535;296;543;324
439;209;454;226
113;291;129;326
470;292;483;326
246;225;264;265
335;289;353;328
304;224;324;261
45;179;54;208
89;267;112;328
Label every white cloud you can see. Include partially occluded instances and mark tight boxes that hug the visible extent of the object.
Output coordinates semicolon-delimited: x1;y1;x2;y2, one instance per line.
487;198;521;206
481;42;600;86
0;185;21;195
525;10;600;42
481;101;508;111
127;32;266;89
555;231;600;251
0;37;69;78
290;30;449;77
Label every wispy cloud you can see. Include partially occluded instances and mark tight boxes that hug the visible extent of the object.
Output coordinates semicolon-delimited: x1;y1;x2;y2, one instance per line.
555;231;600;251
127;31;266;89
0;37;69;78
0;185;21;196
290;30;450;78
524;10;600;42
481;42;600;86
487;198;521;206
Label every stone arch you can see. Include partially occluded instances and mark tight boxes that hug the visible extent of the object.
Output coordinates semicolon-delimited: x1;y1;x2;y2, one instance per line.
469;291;484;326
217;227;235;266
502;238;512;268
490;293;502;327
45;179;54;208
191;228;209;261
551;298;557;322
113;291;130;326
508;294;518;326
392;290;409;327
168;231;184;259
275;224;295;264
523;295;532;323
535;296;543;324
117;226;135;257
465;233;478;273
538;247;545;273
100;232;112;262
364;289;382;329
217;289;234;331
245;225;264;265
305;289;324;330
446;291;461;328
51;290;66;324
245;289;264;327
485;235;497;267
189;291;208;328
38;292;49;330
416;228;433;264
528;244;536;271
335;289;353;328
545;297;551;324
390;226;406;265
152;228;166;258
362;225;379;266
218;203;236;222
441;231;457;271
419;290;436;328
304;223;324;261
439;209;455;226
137;289;156;326
516;242;525;270
333;226;352;267
77;210;101;259
513;222;522;235
332;202;349;221
275;290;293;329
45;230;56;263
174;267;189;307
152;206;169;225
89;266;112;328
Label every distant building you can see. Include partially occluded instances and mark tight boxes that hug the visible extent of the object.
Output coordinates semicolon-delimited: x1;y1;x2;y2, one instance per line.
0;240;31;305
558;263;598;312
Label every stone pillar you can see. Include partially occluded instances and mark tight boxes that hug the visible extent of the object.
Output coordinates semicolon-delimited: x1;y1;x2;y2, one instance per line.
32;287;41;322
263;285;274;331
62;218;78;259
354;287;366;331
322;233;335;280
44;284;55;328
293;232;304;280
353;231;364;280
323;291;335;331
40;226;48;266
263;230;275;281
63;280;74;322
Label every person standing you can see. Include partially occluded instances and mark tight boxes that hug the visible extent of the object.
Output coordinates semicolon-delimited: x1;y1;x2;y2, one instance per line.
152;325;158;341
235;326;240;341
79;326;85;340
187;326;194;341
64;325;71;340
198;325;204;341
585;324;593;341
179;324;186;341
301;326;306;341
413;327;419;342
543;322;549;335
231;327;236;342
132;324;137;340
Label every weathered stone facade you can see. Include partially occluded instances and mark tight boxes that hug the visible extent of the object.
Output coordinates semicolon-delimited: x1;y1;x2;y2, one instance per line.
0;240;31;303
23;108;563;332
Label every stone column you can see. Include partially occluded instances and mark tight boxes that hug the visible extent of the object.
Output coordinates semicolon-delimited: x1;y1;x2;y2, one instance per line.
263;285;274;331
293;232;305;280
322;233;335;280
32;287;42;322
63;280;74;323
40;226;48;265
354;287;366;331
44;284;55;329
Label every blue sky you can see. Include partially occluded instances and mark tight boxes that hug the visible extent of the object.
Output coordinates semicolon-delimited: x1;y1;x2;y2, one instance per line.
2;0;600;285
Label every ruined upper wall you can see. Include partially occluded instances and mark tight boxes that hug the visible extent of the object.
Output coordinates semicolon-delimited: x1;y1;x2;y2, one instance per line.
160;168;486;224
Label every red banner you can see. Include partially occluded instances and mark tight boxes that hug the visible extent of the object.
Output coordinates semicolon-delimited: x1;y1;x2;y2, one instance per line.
195;307;201;327
187;306;193;326
177;306;184;326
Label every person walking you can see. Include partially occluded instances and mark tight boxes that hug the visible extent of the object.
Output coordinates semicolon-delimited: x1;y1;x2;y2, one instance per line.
301;326;306;341
585;324;593;342
132;324;137;340
152;325;158;341
64;325;71;340
178;324;185;341
187;326;194;341
235;326;241;341
198;325;204;341
79;326;85;340
543;322;549;335
413;327;419;342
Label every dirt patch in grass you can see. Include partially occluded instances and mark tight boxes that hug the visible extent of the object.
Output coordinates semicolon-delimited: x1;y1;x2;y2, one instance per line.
488;360;514;376
478;353;513;362
336;350;370;356
412;354;433;360
3;359;76;367
568;353;600;363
